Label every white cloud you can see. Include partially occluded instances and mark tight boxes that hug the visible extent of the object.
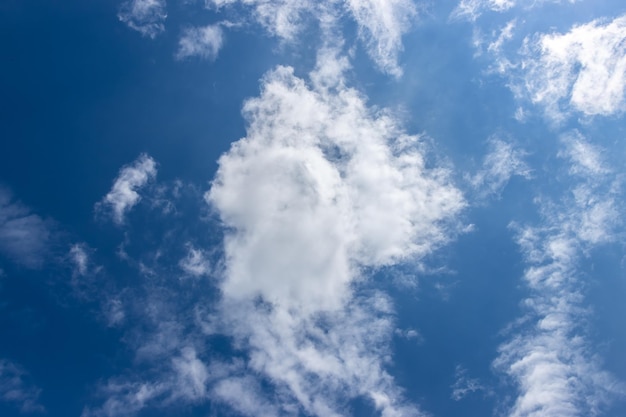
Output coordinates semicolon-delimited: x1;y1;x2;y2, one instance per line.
450;0;514;21
179;245;211;277
208;0;314;40
558;131;609;178
211;375;280;417
118;0;167;38
450;0;576;21
206;0;418;76
208;52;464;312
97;154;157;225
487;19;516;54
203;50;465;416
395;328;423;343
176;25;224;61
104;298;126;327
0;188;50;269
345;0;418;77
451;365;488;401
82;380;165;417
69;243;90;276
519;14;626;121
469;137;531;199
494;133;624;417
0;359;44;414
83;48;465;417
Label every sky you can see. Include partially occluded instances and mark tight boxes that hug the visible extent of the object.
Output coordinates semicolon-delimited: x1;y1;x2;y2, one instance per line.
1;0;626;416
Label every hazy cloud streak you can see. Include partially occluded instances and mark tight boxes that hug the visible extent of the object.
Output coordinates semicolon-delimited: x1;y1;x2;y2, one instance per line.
494;132;624;417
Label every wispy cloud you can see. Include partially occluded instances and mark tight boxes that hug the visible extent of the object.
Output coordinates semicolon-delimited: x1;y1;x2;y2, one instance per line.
345;0;418;77
450;0;577;21
451;365;489;401
206;0;419;76
178;244;212;277
494;132;624;417
118;0;167;38
96;154;157;225
208;0;314;41
468;137;531;200
0;359;44;414
451;0;515;21
69;243;90;277
176;25;224;61
0;188;50;269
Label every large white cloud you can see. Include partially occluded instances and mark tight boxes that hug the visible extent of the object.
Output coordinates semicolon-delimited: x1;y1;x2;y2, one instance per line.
519;14;626;121
97;154;157;225
208;50;464;312
494;132;624;417
204;49;465;416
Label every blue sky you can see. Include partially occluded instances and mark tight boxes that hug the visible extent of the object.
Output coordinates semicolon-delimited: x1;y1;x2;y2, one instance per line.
1;0;626;416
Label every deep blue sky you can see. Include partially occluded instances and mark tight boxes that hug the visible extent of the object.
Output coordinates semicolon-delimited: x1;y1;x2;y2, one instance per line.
1;1;625;417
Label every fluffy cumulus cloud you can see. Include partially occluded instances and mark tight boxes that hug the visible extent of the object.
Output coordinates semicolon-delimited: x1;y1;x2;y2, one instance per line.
203;50;465;415
519;14;626;121
0;188;50;269
176;25;224;61
118;0;167;38
97;154;157;225
209;51;464;312
0;359;44;414
494;132;624;417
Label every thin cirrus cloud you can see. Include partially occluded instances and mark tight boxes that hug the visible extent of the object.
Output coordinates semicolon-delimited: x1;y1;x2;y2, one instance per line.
344;0;418;77
118;0;167;38
0;188;50;269
493;132;624;417
450;365;489;401
204;48;465;415
0;359;45;414
176;25;224;61
96;154;157;225
192;0;418;76
208;0;314;41
468;137;531;200
450;0;577;21
178;244;212;277
450;0;515;21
